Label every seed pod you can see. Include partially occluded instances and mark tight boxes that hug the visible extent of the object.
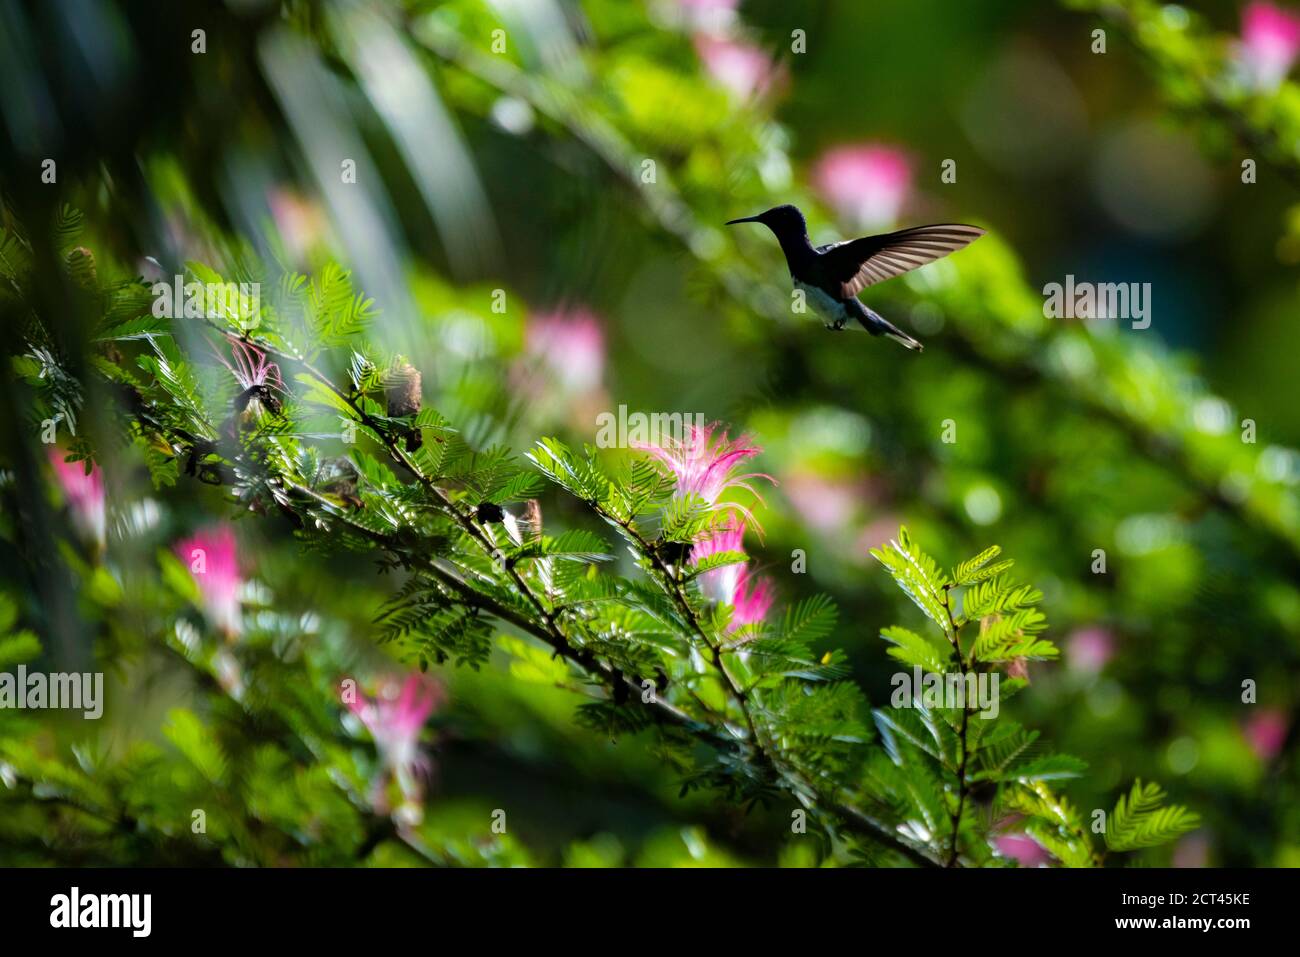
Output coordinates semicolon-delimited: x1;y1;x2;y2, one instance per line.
66;246;98;290
522;499;542;541
385;360;423;451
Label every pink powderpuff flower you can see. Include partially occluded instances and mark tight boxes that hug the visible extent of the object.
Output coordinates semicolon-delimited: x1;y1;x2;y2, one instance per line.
1005;657;1030;681
1243;708;1289;762
174;525;244;639
1066;626;1115;675
994;833;1052;868
1240;2;1300;90
812;143;913;230
348;673;445;825
212;335;284;414
267;187;328;266
784;472;864;533
525;308;606;395
691;519;748;603
694;34;779;101
636;422;774;529
729;565;774;632
48;449;106;547
690;520;773;633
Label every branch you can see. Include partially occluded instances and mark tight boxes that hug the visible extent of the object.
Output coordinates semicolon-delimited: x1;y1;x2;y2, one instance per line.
140;326;944;866
940;583;971;868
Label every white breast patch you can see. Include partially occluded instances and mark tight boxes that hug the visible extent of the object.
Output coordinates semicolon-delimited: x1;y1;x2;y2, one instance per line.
794;280;848;327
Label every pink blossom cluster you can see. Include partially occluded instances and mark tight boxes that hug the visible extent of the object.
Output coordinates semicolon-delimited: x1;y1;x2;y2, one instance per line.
692;519;774;633
48;449;106;548
1240;2;1300;90
811;143;914;231
525;308;605;395
174;525;244;639
676;0;781;101
347;673;444;826
638;421;775;634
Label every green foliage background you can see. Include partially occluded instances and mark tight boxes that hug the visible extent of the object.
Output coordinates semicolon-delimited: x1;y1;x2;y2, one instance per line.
0;0;1296;866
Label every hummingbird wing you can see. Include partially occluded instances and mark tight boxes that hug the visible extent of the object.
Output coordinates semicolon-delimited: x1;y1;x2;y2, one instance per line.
822;224;985;298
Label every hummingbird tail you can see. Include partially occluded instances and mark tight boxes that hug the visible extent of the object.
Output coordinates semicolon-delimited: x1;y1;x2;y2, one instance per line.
858;306;924;352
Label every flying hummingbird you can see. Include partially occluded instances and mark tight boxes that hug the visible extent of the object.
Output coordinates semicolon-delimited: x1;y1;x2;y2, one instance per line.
725;204;985;351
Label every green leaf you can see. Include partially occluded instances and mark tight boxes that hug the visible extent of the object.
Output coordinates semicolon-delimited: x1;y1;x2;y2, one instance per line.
1106;780;1200;851
686;550;747;578
781;594;839;647
960;576;1043;623
293;372;354;414
1003;781;1095;868
527;438;611;507
880;625;950;674
350;449;399;490
970;609;1056;663
0;630;41;669
870;526;950;627
164;708;228;785
0;592;17;633
53;204;85;253
1013;753;1089;782
94;315;171;341
517;529;613;564
499;635;570;685
952;544;1003;585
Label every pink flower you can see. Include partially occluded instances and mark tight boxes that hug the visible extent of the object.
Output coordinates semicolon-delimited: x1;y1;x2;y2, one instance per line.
348;673;444;824
812;144;913;230
1244;708;1289;762
994;833;1051;868
526;308;606;394
691;519;748;603
1240;2;1300;89
645;422;775;633
636;422;773;528
729;565;774;632
174;525;243;638
212;335;283;395
690;520;773;633
857;514;904;554
1066;626;1115;675
48;449;105;546
694;34;778;100
785;472;864;532
267;188;328;265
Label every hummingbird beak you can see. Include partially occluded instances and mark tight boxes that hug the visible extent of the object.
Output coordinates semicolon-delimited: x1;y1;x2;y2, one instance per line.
725;215;761;226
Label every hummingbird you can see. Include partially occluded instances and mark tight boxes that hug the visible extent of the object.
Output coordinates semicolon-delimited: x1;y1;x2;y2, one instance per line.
725;205;985;351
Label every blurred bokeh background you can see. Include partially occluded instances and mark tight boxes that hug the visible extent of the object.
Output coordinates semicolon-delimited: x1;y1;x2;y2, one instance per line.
1;0;1298;866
